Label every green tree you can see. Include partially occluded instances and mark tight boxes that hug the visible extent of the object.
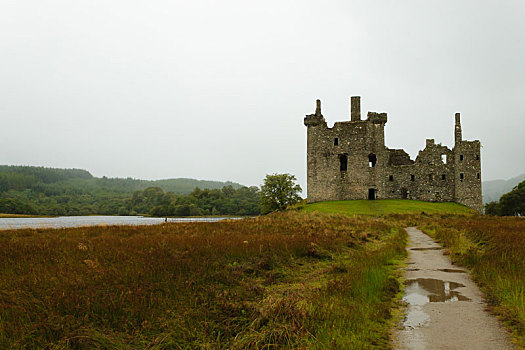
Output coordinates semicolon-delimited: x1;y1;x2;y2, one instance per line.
499;181;525;216
173;204;191;216
260;173;302;214
484;201;501;216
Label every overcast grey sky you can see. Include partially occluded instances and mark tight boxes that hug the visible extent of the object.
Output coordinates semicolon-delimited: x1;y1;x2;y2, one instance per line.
1;0;524;189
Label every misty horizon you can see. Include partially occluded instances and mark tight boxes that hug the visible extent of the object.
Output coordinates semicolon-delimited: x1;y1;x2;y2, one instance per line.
2;1;524;189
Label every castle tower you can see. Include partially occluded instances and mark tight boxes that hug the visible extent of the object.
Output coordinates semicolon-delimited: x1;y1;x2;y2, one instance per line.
304;100;328;202
304;97;388;202
453;113;482;212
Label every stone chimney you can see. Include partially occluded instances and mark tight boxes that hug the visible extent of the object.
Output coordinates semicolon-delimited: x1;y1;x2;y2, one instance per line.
455;113;462;145
315;99;322;116
351;96;361;121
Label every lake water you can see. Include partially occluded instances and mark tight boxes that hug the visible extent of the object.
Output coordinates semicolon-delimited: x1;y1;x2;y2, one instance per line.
0;216;243;230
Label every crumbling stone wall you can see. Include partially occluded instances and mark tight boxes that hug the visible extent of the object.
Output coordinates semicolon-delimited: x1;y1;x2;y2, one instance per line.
304;97;483;213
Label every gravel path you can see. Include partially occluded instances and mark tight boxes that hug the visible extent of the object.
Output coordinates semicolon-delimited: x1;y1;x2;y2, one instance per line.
393;227;515;350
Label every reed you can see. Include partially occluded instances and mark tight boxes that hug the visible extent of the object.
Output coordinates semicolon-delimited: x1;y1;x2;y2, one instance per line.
0;211;406;349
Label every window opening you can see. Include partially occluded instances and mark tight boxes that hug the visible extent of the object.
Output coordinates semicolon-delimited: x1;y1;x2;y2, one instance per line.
368;188;376;200
368;153;377;167
441;154;447;164
476;154;479;160
460;154;464;161
334;138;339;146
460;173;464;181
442;174;446;180
389;175;393;182
411;174;415;181
339;154;347;171
477;173;480;179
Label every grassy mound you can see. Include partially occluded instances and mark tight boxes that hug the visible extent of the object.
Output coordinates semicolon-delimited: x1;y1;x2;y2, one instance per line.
304;199;475;216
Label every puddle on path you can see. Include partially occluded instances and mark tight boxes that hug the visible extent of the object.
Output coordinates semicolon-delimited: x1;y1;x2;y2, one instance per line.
404;278;471;303
402;278;471;329
437;268;467;273
410;247;443;251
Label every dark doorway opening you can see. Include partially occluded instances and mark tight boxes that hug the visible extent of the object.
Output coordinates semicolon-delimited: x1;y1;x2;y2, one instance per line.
368;188;376;200
368;153;377;167
401;188;408;199
339;154;348;171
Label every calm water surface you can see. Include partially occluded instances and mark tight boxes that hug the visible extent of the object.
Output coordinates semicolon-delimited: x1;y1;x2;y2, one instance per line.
0;216;243;230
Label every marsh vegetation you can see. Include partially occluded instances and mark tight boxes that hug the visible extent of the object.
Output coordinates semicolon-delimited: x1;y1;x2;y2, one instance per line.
2;199;524;348
0;211;405;348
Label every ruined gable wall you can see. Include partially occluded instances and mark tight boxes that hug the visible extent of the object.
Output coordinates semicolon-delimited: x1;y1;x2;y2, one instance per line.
381;141;455;202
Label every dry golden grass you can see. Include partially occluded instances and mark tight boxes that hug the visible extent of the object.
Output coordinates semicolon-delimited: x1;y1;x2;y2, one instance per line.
0;211;406;349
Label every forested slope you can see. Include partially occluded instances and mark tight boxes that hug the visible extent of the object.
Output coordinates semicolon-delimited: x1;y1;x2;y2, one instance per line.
0;165;257;216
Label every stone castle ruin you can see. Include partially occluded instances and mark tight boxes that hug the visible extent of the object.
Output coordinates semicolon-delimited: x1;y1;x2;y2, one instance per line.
304;97;482;213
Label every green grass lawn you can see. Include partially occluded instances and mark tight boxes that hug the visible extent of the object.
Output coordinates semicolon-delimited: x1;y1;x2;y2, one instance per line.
303;199;476;216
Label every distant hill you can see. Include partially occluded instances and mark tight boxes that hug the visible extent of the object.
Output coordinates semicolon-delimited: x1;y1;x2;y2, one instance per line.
0;165;243;195
0;165;248;216
482;173;525;204
144;178;242;195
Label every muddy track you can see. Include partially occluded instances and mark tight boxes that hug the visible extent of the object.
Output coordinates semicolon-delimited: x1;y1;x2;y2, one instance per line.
393;227;515;350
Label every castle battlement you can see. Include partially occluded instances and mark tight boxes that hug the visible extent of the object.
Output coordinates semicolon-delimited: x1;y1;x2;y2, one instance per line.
304;97;482;213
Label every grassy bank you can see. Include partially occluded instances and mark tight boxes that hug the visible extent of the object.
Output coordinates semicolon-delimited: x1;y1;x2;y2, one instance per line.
0;213;53;218
421;216;525;347
0;211;406;348
304;199;475;216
